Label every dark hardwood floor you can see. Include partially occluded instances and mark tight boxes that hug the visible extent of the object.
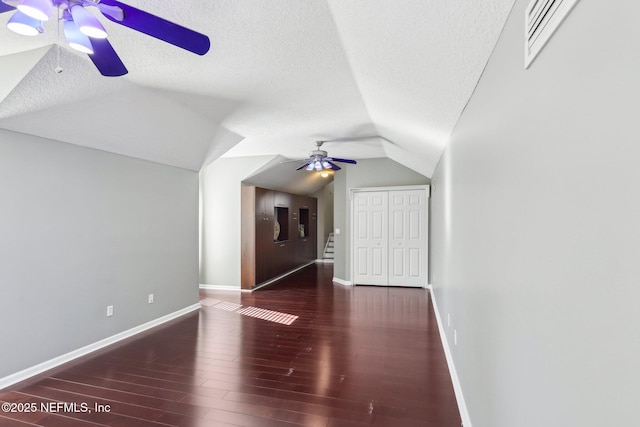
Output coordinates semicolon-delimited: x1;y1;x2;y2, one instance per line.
0;264;461;426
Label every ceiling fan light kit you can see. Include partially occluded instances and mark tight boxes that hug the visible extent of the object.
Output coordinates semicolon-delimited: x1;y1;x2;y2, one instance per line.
1;0;211;76
70;3;107;39
6;10;42;35
17;0;52;21
63;18;93;53
296;141;357;173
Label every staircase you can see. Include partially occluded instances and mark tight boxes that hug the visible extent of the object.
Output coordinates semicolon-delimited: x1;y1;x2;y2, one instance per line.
322;233;335;261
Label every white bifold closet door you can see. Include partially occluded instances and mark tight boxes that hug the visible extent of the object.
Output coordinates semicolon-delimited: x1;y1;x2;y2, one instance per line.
354;191;389;285
353;189;427;287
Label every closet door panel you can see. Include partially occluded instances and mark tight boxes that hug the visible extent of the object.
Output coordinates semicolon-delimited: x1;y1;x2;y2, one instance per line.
353;191;388;285
388;189;426;286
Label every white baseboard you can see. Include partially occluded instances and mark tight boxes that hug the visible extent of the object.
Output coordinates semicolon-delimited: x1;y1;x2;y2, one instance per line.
218;260;316;292
199;284;241;291
332;277;353;286
253;261;315;290
0;303;201;391
429;287;472;427
201;260;333;292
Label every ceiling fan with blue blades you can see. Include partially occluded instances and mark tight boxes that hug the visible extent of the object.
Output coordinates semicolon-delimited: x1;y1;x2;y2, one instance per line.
0;0;210;76
296;141;357;172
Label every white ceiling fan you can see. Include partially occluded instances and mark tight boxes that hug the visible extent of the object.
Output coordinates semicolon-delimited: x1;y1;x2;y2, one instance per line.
0;0;210;76
296;140;357;172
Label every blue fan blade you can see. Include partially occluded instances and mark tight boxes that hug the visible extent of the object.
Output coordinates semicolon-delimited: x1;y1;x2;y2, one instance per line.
0;1;15;13
296;162;311;171
99;0;210;55
327;157;357;164
327;161;341;171
88;39;128;76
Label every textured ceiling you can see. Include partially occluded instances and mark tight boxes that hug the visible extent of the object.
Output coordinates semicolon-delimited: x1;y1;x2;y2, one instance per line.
0;0;515;177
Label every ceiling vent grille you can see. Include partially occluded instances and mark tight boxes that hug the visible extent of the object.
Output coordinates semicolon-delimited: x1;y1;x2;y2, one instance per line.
525;0;580;68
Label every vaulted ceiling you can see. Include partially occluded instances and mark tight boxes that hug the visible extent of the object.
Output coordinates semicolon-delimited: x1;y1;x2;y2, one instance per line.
0;0;515;177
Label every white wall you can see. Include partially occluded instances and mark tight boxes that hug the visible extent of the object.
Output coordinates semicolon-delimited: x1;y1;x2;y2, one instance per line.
311;185;325;257
430;1;640;426
323;181;334;249
199;155;278;288
332;157;429;281
0;130;199;379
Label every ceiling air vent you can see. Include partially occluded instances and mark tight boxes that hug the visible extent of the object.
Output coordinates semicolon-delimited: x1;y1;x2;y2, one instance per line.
525;0;580;68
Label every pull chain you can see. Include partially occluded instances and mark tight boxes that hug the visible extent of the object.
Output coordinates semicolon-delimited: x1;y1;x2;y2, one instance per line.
55;7;63;73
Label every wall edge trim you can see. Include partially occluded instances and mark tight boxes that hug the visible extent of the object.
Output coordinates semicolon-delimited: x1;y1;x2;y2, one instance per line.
199;284;241;291
332;277;353;286
0;303;201;391
429;287;473;427
201;262;322;293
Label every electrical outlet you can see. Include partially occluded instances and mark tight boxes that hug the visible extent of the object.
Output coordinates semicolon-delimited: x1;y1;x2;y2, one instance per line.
106;305;113;317
148;293;154;304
